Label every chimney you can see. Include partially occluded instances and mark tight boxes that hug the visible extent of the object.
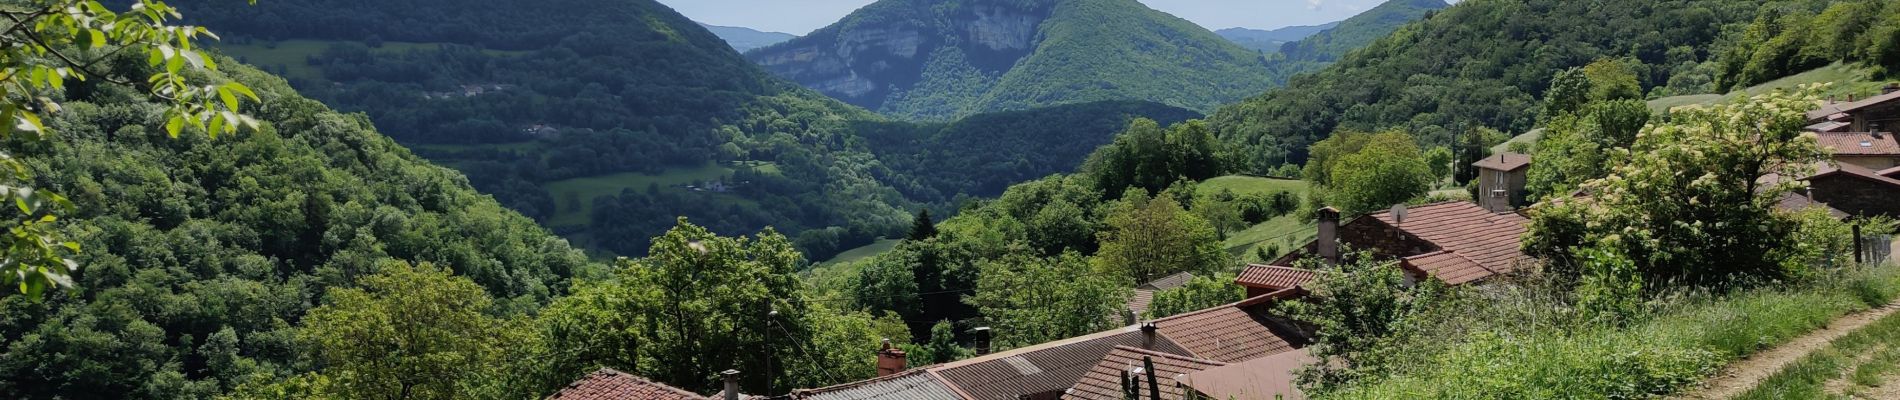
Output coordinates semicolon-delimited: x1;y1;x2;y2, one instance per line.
720;370;740;400
972;327;992;355
875;338;908;377
1140;322;1158;350
1317;207;1341;264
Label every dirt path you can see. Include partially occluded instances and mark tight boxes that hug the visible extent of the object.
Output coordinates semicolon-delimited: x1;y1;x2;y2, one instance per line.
1672;302;1900;400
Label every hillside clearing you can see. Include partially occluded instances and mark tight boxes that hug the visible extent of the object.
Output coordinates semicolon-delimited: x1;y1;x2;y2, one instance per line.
543;163;754;227
1649;63;1887;113
214;39;531;81
817;238;901;266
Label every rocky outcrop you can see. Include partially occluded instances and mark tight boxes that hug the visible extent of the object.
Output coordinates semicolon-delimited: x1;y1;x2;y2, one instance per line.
747;0;1051;112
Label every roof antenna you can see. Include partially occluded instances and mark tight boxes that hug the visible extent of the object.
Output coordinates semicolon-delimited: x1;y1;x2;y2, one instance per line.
1390;203;1409;225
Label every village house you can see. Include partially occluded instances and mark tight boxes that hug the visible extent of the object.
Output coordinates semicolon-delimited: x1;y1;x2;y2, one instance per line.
1803;162;1900;220
1125;271;1196;320
1236;202;1535;295
1806;84;1900;170
1472;152;1532;213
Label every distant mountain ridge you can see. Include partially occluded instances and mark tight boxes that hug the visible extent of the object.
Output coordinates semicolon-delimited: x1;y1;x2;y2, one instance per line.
746;0;1276;121
700;23;795;52
1277;0;1449;63
1216;22;1339;52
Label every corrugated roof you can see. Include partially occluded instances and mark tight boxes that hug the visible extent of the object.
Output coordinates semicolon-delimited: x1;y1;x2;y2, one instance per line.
791;369;963;400
1471;152;1531;171
1153;296;1310;363
1180;349;1313;400
1812;132;1900;156
1806;121;1851;133
1368;201;1532;277
548;368;706;400
1235;265;1316;290
1401;251;1497;285
931;328;1192;400
1139;272;1196;290
1066;346;1227;400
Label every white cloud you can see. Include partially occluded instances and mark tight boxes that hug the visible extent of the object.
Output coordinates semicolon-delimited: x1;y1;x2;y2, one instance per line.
1306;0;1323;11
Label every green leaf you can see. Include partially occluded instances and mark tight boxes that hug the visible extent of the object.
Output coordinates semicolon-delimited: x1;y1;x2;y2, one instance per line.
88;30;106;49
165;114;184;138
217;86;238;111
227;82;259;101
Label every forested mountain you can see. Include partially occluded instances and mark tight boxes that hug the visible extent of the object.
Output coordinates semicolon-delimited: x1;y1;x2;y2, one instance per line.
1274;0;1449;65
745;0;1276;120
1207;0;1779;171
700;23;796;52
168;0;925;258
0;55;594;397
1216;23;1339;53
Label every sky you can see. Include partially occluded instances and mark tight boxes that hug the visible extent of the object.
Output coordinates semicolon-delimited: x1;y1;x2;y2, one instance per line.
657;0;1401;36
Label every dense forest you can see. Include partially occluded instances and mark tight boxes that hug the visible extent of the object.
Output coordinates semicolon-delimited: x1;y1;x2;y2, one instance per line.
1207;0;1764;171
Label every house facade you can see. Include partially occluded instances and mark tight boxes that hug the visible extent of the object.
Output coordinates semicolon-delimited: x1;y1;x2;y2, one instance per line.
1472;153;1532;213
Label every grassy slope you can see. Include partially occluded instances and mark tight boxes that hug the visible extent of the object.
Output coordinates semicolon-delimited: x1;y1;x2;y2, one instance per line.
1735;305;1900;399
541;163;766;227
1196;176;1315;263
818;238;902;265
1649;63;1887;112
1333;265;1900;399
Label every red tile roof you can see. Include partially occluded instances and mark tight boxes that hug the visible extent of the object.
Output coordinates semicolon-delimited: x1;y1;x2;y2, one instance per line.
1471;152;1532;171
1401;251;1497;285
1180;349;1313;400
1153;294;1311;363
931;327;1193;400
1776;191;1850;219
548;369;706;400
1235;265;1317;290
1066;346;1228;400
1368;201;1532;277
1812;132;1900;156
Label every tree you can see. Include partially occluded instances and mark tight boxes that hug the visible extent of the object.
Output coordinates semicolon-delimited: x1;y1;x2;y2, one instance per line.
908;209;938;241
1424;146;1454;184
1143;273;1245;319
1326;132;1434;216
295;262;504;400
1093;193;1228;283
0;0;259;298
1275;251;1447;395
921;320;972;364
1542;68;1591;120
1525;88;1832;289
1580;58;1641;102
966;250;1128;347
1083;119;1227;196
530;218;883;394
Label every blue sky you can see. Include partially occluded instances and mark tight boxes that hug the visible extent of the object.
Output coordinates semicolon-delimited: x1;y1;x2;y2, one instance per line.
657;0;1400;35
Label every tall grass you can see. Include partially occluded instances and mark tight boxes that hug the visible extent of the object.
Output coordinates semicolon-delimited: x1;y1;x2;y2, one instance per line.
1327;264;1900;399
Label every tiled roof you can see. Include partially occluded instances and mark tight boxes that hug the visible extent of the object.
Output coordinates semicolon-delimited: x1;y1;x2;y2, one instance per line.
1180;349;1314;400
1807;90;1900;121
931;327;1192;400
1812;132;1900;156
1401;251;1497;285
1368;201;1532;276
790;369;963;400
1234;265;1317;290
1066;346;1227;400
1471;152;1532;171
1127;289;1155;318
1153;294;1311;363
1139;272;1196;290
548;368;706;400
1809;162;1900;187
1776;191;1850;219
